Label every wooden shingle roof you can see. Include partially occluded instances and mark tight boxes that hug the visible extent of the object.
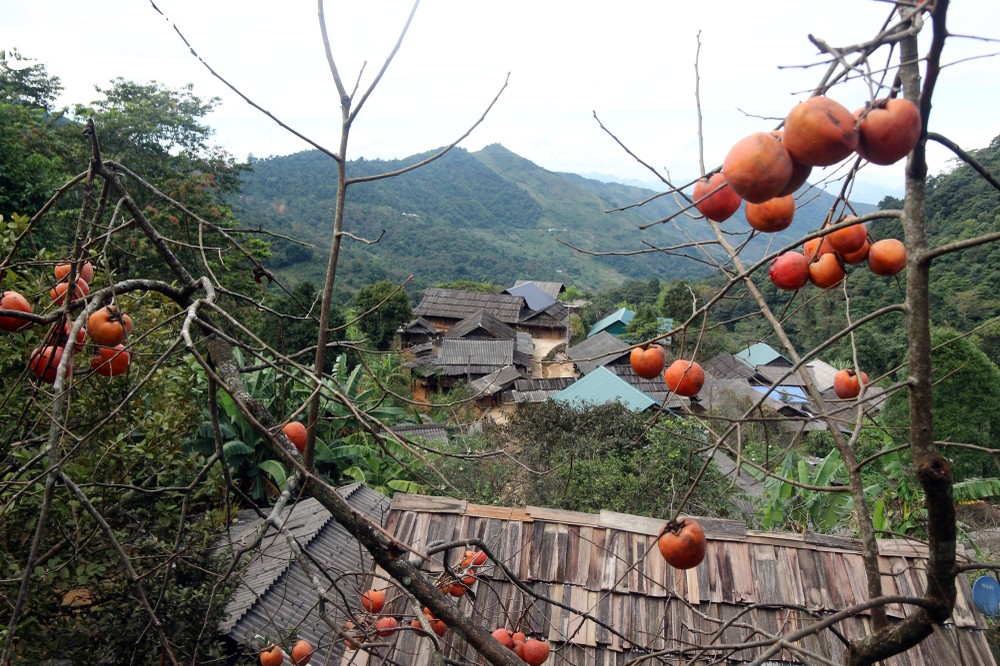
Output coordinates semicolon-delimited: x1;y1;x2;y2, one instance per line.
444;309;517;340
565;331;630;375
415;288;524;324
220;484;391;664
345;496;994;666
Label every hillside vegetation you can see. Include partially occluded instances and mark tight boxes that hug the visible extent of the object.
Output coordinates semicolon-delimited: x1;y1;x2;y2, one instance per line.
234;144;874;294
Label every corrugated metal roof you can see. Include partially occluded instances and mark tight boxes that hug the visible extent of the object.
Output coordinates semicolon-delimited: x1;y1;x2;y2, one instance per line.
735;342;792;367
587;307;634;338
566;331;630;375
506;283;557;311
415;288;524;324
347;495;994;666
438;338;514;368
220;484;391;663
512;280;564;300
553;366;656;412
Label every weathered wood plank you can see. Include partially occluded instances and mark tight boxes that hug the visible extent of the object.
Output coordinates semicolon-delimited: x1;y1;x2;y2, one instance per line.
391;493;466;513
527;505;600;526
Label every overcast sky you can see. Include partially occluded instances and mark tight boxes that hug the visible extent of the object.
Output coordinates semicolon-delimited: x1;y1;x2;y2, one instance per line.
7;1;999;202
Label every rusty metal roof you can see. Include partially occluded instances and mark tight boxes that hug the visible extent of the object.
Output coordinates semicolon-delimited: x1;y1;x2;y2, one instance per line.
339;495;994;666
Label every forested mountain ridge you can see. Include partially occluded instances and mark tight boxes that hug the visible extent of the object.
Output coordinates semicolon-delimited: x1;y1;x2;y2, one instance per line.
234;144;876;294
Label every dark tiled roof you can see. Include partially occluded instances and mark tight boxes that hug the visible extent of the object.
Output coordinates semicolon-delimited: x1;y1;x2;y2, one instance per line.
468;365;523;397
219;484;390;663
415;288;524;324
445;309;517;340
702;352;756;380
518;301;570;329
565;331;630;374
361;495;992;666
509;377;577;404
755;364;810;386
400;316;438;334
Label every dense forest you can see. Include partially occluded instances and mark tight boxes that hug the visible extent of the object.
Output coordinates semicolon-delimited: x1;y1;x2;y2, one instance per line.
235;143;874;295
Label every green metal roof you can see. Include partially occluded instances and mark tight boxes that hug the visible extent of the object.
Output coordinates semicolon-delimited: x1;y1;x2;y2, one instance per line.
587;307;635;338
734;342;791;367
553;366;656;412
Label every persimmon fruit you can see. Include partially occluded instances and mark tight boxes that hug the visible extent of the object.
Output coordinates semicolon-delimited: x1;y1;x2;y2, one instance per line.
91;345;130;377
808;253;846;289
768;252;810;291
88;306;129;347
856;97;922;165
491;627;514;648
841;240;870;265
283;421;308;453
630;345;666;380
291;639;314;666
834;369;870;399
827;218;868;255
664;359;704;397
30;346;69;384
523;639;551;665
745;195;795;233
375;616;399;636
657;518;707;569
0;291;33;332
782;96;859;166
803;237;838;262
259;645;284;666
54;260;95;284
722;132;794;203
868;238;907;276
361;588;386;613
692;173;742;222
50;278;90;305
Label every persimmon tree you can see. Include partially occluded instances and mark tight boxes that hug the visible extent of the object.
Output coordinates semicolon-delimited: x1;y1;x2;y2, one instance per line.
1;1;999;665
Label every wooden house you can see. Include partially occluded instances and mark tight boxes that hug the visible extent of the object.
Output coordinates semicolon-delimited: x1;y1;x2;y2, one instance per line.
414;288;525;332
342;494;996;665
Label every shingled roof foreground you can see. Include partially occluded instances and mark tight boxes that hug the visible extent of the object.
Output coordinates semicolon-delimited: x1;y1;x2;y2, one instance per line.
345;494;994;666
220;484;390;664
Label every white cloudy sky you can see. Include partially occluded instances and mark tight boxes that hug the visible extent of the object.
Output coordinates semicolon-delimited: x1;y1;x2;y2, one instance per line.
6;1;999;201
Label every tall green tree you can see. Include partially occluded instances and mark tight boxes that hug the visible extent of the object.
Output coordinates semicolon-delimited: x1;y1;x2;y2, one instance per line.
884;327;1000;479
353;280;413;350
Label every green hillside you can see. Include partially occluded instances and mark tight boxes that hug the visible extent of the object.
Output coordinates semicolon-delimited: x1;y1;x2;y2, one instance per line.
234;144;876;295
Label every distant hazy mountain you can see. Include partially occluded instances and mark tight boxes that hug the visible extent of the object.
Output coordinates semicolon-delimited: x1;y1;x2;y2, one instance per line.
234;144;874;294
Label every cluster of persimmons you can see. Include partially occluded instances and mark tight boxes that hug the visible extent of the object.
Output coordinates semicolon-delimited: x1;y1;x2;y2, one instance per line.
0;260;133;382
627;94;919;416
696;94;919;291
325;549;553;664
